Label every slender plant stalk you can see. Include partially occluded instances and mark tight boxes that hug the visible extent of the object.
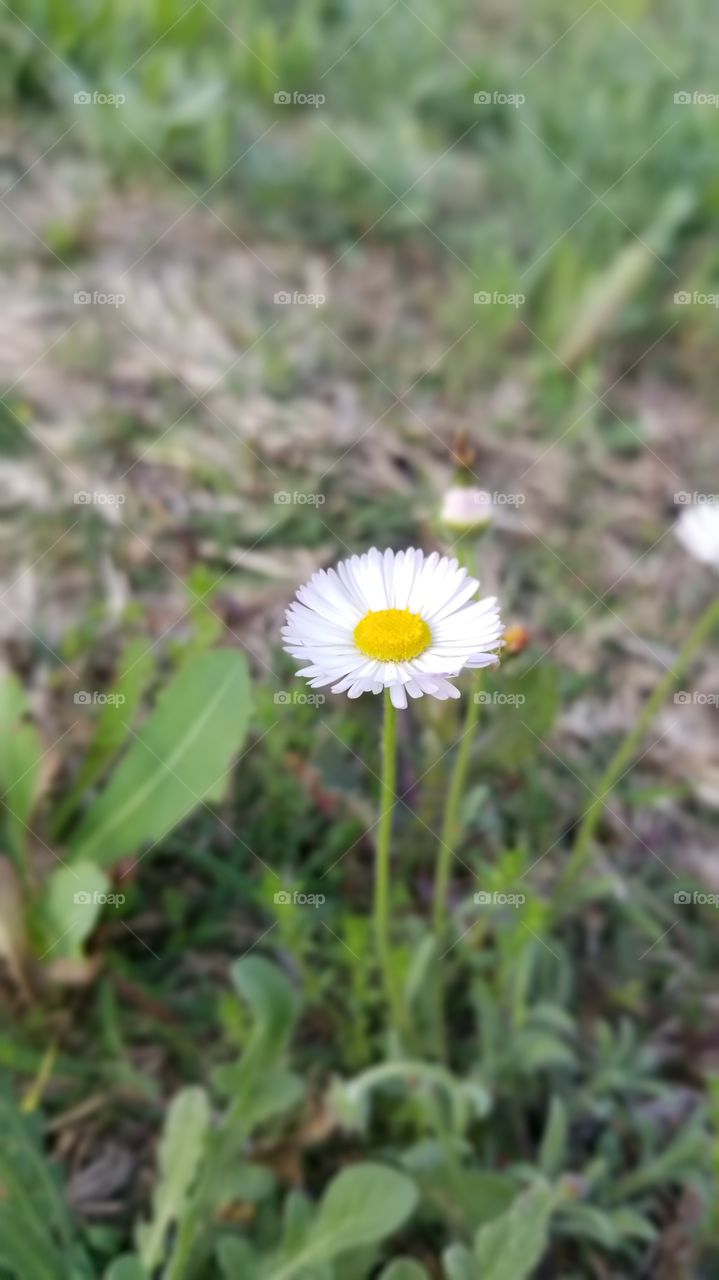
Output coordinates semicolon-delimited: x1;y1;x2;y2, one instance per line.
432;677;481;936
375;688;405;1038
561;593;719;892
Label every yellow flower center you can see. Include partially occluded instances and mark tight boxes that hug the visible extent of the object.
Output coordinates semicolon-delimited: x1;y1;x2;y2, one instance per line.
354;608;431;662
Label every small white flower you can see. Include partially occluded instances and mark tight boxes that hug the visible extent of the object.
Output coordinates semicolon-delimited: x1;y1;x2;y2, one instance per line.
440;486;493;532
675;504;719;572
283;547;503;710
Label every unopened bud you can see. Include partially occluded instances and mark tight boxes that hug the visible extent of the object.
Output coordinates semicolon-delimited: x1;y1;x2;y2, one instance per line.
440;486;493;533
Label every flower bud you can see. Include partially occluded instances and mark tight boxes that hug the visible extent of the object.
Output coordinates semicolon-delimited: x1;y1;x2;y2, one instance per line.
503;623;530;656
440;486;493;534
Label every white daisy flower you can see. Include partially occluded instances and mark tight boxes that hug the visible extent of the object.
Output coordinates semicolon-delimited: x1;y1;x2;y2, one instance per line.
675;504;719;573
283;547;504;710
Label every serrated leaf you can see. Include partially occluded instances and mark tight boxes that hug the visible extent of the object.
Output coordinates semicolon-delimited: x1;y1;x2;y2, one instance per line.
69;649;252;868
137;1087;211;1273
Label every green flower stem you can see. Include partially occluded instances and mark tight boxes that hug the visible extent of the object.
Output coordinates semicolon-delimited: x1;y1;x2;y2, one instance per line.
375;687;405;1039
432;676;481;937
561;593;719;893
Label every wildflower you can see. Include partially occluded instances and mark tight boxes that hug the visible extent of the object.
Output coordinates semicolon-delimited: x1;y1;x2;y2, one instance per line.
283;547;503;710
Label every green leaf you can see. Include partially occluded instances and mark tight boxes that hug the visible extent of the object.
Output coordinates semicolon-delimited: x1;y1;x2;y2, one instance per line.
214;955;303;1129
69;649;252;868
136;1087;211;1273
442;1244;476;1280
230;953;300;1087
609;1208;657;1244
105;1258;149;1280
216;1237;259;1278
0;674;44;867
266;1164;418;1280
472;1182;557;1280
41;861;111;960
167;963;303;1280
539;1096;568;1177
0;1086;92;1278
53;637;156;838
513;1029;576;1073
416;1163;515;1233
379;1261;430;1279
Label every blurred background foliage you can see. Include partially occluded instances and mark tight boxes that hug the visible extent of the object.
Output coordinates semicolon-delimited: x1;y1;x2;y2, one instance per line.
1;1;719;1277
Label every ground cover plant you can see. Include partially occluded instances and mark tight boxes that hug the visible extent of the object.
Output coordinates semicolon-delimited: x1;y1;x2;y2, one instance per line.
1;0;719;1277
